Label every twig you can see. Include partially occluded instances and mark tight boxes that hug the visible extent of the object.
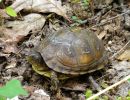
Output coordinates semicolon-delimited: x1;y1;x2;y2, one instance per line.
89;76;114;100
87;75;130;100
73;6;112;25
110;40;130;59
91;10;130;28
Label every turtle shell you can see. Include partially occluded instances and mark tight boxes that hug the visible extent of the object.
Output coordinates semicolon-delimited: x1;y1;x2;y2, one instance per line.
37;28;106;75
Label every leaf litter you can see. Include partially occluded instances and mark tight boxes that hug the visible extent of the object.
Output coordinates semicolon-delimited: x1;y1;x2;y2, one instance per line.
0;0;130;100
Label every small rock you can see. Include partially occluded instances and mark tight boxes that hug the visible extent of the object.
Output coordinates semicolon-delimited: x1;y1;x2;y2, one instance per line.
7;96;19;100
108;41;112;45
117;49;130;61
34;89;49;96
29;89;50;100
6;61;16;69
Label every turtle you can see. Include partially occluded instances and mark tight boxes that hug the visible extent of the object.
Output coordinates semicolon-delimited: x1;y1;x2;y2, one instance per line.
26;27;107;80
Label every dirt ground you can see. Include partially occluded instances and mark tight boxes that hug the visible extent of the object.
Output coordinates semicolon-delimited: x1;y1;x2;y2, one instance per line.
0;0;130;100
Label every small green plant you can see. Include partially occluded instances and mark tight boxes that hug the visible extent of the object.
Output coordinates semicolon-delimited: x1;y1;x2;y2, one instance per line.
0;79;28;100
70;0;80;3
85;89;109;100
128;78;130;82
71;16;85;26
71;16;83;23
0;0;17;17
85;89;93;99
82;0;90;6
85;89;130;100
5;6;17;17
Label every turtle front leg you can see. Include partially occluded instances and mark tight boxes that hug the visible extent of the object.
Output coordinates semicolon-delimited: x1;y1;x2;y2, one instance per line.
50;71;63;99
50;71;60;92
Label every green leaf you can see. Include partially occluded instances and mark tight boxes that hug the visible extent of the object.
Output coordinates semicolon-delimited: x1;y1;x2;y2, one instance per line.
128;78;130;83
71;16;83;24
76;19;83;23
85;89;93;99
70;0;80;3
102;95;109;100
0;79;28;99
101;82;109;89
5;6;17;17
128;90;130;96
0;95;6;100
83;0;90;6
116;96;122;100
126;96;130;100
71;16;78;20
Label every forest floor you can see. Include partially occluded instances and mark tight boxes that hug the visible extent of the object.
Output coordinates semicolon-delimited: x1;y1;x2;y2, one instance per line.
0;0;130;100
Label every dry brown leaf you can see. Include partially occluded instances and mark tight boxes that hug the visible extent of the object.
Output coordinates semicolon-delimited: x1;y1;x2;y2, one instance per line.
126;0;130;6
103;24;114;32
0;28;19;53
6;61;17;69
110;61;130;96
117;49;130;61
6;13;46;33
98;30;107;39
10;0;68;19
0;9;9;18
0;13;45;53
24;85;36;93
62;81;87;91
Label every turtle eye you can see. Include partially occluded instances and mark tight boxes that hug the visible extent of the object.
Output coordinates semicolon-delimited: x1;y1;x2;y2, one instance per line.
33;52;43;61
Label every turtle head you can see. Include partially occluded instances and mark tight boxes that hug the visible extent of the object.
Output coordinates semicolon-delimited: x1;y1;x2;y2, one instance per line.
26;50;44;67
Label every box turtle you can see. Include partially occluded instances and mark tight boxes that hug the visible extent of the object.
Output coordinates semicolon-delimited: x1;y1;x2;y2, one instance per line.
27;28;107;80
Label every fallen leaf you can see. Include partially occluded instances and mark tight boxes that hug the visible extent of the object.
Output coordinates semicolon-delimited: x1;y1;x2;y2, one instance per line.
117;49;130;61
103;24;115;33
98;30;107;39
62;80;87;91
108;61;130;97
111;61;130;82
6;61;17;69
126;0;130;6
0;13;45;53
6;13;46;34
0;9;9;18
24;86;36;93
0;28;18;53
10;0;68;19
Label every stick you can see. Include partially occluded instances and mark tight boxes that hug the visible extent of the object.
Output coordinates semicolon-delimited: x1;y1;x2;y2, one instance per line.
87;75;130;100
89;76;114;100
110;40;130;59
91;10;130;28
